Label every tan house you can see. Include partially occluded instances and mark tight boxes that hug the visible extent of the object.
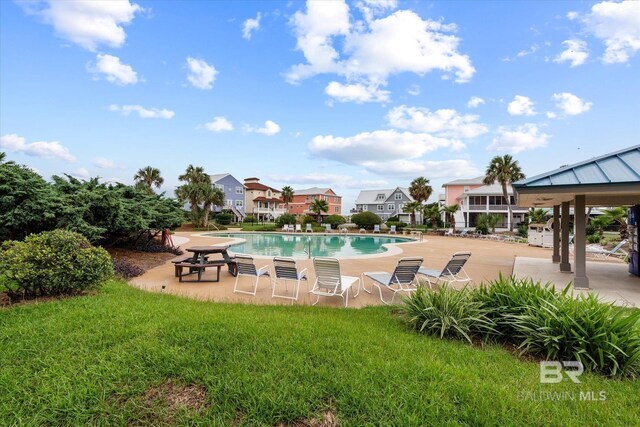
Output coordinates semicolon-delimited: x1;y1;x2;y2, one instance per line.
244;177;286;221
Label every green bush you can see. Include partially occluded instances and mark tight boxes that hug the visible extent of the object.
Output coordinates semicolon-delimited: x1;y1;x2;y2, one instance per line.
276;213;297;228
397;286;495;343
241;224;277;232
243;214;256;223
299;215;315;226
324;214;346;229
386;221;408;231
517;224;528;238
0;230;113;300
587;234;602;244
351;211;382;230
214;212;234;225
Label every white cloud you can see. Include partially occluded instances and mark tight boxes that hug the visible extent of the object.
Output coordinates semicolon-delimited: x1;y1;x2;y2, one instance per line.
186;57;217;89
467;96;485;108
248;120;281;136
71;167;91;179
488;124;549;153
109;104;174;119
89;54;138;85
554;39;589;67
387;105;488;139
204;116;234;132
20;0;143;51
361;159;480;179
507;95;536;116
355;0;398;22
270;173;388;189
242;12;261;39
546;111;558;119
0;133;75;162
584;0;640;64
287;2;474;101
407;84;420;96
309;129;461;165
552;92;593;115
567;11;579;21
92;157;117;169
325;81;390;103
517;44;539;58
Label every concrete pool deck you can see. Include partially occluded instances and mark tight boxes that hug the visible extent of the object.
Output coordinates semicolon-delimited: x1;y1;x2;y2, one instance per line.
130;232;638;308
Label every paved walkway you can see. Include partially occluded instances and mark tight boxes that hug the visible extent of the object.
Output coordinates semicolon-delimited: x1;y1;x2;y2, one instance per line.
131;232;553;308
513;256;639;307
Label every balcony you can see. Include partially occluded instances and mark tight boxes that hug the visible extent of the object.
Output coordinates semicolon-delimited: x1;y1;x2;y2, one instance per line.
468;204;523;211
253;207;286;215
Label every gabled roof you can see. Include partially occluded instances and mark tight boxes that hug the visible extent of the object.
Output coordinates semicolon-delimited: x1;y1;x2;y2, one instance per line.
442;176;485;186
209;173;231;183
245;182;280;192
355;187;412;204
294;187;337;196
253;196;283;203
514;145;640;188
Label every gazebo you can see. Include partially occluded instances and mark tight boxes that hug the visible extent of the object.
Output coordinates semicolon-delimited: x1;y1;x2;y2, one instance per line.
513;145;640;288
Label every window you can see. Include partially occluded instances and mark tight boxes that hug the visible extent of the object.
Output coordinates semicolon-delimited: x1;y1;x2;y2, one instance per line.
236;186;244;194
464;186;469;192
362;205;368;211
226;199;233;207
387;203;395;211
334;206;339;213
398;203;404;210
377;193;386;200
394;193;402;200
235;200;243;207
215;184;224;191
377;205;384;211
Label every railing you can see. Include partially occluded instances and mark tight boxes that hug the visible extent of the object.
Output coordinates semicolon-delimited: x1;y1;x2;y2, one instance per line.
468;204;521;211
253;208;286;214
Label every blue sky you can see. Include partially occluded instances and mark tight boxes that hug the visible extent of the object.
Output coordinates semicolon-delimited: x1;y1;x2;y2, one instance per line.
1;0;639;213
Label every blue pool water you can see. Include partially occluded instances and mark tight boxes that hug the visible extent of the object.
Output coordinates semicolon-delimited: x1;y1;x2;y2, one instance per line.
205;233;413;258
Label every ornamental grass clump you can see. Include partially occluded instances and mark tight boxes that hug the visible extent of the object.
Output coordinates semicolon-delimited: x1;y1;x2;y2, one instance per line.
0;230;113;300
396;285;495;344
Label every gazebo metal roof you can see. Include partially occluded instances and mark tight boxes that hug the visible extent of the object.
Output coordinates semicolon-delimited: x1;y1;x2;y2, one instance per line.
513;145;640;207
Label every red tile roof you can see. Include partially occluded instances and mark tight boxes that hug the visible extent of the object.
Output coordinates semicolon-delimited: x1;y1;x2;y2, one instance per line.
253;196;283;203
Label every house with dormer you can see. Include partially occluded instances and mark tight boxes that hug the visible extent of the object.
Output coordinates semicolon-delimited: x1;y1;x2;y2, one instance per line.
209;173;246;222
244;177;286;221
352;187;419;223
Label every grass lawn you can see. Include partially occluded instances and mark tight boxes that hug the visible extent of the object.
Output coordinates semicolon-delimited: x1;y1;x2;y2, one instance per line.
1;281;638;426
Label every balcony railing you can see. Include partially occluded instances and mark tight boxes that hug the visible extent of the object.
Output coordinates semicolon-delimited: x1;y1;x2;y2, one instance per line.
468;204;521;211
253;207;285;214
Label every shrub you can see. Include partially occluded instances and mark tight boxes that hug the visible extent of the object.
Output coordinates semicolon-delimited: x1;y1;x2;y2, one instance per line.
276;213;297;228
476;213;501;233
475;223;489;235
214;212;234;225
351;211;382;230
112;258;145;279
587;234;601;244
387;215;399;222
386;221;408;231
324;214;346;229
517;224;528;238
397;286;495;344
0;230;113;300
243;215;256;223
241;224;277;232
299;215;315;226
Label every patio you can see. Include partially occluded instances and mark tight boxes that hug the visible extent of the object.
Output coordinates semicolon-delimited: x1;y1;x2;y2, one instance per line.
132;231;555;308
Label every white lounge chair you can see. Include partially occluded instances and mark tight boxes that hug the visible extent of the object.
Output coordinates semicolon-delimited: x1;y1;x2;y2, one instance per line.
362;257;423;304
587;240;628;259
271;257;308;302
456;229;469;238
373;225;380;234
389;225;397;234
233;254;270;296
417;252;472;288
295;224;302;232
282;224;291;232
340;227;348;234
444;228;454;237
311;257;360;307
359;228;366;234
325;224;332;233
306;224;313;232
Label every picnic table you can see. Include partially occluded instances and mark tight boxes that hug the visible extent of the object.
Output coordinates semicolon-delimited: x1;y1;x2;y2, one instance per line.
173;245;238;283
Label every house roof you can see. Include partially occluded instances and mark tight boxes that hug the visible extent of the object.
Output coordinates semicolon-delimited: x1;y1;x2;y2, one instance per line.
245;182;280;192
294;187;337;196
253;196;283;203
459;183;515;197
513;145;640;207
209;173;230;183
442;176;485;186
355;187;412;204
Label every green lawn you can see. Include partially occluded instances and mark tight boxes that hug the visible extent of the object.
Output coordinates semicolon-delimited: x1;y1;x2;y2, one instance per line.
1;281;638;426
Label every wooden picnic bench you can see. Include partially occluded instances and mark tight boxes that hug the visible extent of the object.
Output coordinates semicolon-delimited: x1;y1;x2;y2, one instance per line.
172;245;238;282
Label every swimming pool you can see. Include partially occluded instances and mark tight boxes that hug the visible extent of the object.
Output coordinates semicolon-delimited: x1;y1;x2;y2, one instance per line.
204;233;414;258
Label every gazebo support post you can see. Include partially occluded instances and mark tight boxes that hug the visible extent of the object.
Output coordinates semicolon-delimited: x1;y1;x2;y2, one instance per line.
573;195;589;289
560;201;571;272
552;205;560;263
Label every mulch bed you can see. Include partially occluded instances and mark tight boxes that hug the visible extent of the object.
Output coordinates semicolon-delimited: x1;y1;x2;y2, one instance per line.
107;248;177;273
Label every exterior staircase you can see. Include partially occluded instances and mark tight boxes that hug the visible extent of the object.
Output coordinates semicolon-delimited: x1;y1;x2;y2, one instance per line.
230;205;246;222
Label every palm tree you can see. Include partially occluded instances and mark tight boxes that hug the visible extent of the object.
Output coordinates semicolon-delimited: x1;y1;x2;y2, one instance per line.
527;208;548;224
591;215;613;239
309;198;329;225
442;204;460;231
134;166;164;194
0;152;6;163
423;204;442;230
175;165;221;227
202;187;225;228
403;201;423;227
281;186;294;210
483;155;525;232
409;177;433;203
602;207;628;240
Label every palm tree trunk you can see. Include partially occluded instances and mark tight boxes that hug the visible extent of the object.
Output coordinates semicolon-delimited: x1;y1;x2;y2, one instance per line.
502;183;513;232
410;212;416;227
